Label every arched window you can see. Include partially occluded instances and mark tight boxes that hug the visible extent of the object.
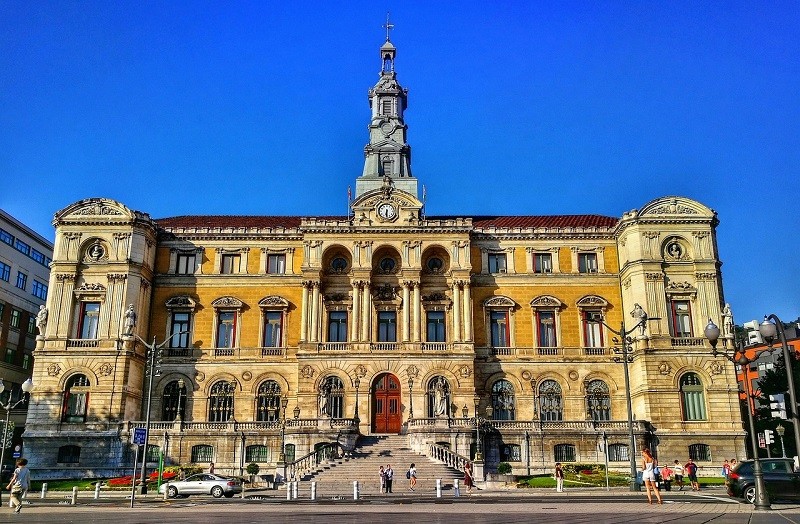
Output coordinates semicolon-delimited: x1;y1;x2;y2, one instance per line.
62;374;90;422
491;379;516;421
607;443;629;462
538;380;563;422
256;380;282;422
245;445;270;463
191;444;214;463
318;376;344;418
208;381;235;422
57;445;80;463
680;372;707;421
427;376;451;418
586;380;611;421
554;443;576;462
162;380;187;421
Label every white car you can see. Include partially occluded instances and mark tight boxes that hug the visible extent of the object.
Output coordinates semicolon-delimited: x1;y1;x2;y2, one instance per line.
159;473;243;498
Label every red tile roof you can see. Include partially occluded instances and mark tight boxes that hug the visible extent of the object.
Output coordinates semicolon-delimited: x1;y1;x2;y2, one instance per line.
155;214;617;229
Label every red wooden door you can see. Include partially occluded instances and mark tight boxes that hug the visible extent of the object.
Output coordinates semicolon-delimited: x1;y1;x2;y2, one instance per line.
372;373;401;433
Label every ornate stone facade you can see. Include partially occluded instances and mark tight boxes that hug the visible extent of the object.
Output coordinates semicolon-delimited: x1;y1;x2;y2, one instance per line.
24;38;744;479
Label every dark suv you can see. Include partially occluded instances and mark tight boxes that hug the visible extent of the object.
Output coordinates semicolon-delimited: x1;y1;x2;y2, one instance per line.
726;458;800;503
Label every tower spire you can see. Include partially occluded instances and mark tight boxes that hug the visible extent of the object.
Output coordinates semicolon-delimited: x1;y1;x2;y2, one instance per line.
354;22;418;199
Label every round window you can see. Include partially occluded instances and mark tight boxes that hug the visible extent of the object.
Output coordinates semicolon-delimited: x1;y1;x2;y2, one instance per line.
331;257;348;272
379;257;396;272
427;257;444;272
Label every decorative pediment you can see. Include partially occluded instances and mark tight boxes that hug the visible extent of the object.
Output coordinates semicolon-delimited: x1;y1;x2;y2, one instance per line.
576;295;609;308
664;280;697;295
484;296;517;308
639;196;715;219
211;296;245;309
77;282;106;292
55;198;143;222
530;295;563;308
165;295;196;309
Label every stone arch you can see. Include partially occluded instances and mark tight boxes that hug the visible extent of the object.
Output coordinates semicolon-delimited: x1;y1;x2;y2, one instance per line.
483;371;525;393
321;244;353;274
580;372;619;393
202;374;239;395
531;372;571;392
249;372;291;396
57;367;99;389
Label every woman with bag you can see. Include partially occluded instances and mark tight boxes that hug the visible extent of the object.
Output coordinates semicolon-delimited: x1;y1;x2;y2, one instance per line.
6;458;30;514
463;462;474;494
641;449;662;505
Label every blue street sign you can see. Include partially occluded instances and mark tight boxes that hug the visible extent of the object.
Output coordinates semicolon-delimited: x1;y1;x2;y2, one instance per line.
133;427;147;446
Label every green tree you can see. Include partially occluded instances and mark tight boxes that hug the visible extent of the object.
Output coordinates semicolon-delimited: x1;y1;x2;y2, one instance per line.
756;350;800;458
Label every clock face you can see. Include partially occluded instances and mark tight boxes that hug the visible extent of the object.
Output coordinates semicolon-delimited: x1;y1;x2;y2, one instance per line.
380;122;394;135
377;203;396;220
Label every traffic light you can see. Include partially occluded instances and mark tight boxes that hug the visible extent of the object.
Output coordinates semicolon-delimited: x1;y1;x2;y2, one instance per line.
764;429;775;445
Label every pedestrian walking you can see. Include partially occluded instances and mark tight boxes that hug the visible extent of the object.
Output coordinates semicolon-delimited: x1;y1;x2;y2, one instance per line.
6;458;30;514
379;465;386;493
641;448;663;505
684;458;699;491
554;462;564;492
721;459;731;478
209;462;215;474
464;461;474;494
408;463;417;491
672;460;684;491
385;464;394;493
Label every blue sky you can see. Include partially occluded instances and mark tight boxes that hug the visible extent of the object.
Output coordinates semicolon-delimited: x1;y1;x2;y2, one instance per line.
1;1;797;324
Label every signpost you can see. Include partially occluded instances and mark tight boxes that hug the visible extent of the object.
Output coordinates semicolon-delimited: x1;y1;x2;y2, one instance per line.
130;428;146;507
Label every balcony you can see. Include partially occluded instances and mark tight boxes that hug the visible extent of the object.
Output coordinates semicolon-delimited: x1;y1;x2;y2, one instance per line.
66;339;99;348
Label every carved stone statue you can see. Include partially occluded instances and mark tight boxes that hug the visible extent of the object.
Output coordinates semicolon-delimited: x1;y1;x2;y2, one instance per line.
433;377;448;417
318;382;331;417
630;303;648;336
722;303;734;337
122;304;137;336
36;305;48;336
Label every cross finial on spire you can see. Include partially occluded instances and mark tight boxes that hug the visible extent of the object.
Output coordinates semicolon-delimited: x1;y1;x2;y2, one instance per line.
383;12;394;41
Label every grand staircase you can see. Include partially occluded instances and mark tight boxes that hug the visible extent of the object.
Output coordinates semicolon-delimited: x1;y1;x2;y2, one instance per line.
290;435;463;497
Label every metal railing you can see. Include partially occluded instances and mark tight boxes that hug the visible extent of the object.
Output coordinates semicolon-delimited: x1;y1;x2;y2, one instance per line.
285;441;344;481
66;339;99;348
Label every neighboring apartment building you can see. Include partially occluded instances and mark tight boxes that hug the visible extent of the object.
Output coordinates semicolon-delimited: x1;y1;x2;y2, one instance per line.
0;209;53;469
25;36;745;479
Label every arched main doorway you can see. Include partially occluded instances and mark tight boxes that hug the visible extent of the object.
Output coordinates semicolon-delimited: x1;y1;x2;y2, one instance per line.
372;373;401;433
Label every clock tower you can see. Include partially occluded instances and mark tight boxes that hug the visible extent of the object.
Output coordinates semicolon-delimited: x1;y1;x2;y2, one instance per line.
354;30;418;200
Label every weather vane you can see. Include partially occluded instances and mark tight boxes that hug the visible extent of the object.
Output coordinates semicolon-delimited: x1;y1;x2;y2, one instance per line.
383;12;394;41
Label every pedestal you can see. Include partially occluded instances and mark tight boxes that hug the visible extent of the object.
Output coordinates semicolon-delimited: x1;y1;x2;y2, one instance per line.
473;460;485;481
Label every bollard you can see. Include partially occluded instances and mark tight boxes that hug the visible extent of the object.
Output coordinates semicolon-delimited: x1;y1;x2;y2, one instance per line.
353;480;359;500
71;486;78;505
436;478;442;498
94;482;101;499
286;481;292;500
310;481;317;501
292;480;298;499
163;482;169;500
40;483;47;499
453;479;460;497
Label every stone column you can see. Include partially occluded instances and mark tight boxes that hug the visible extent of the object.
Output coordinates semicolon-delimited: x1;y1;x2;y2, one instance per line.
463;282;472;342
361;282;371;341
452;282;462;342
402;281;411;342
310;281;320;343
300;281;310;342
55;274;76;338
412;282;421;342
351;282;361;342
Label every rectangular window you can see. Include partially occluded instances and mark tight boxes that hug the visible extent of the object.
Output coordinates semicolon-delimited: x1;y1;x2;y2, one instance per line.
221;254;241;274
263;311;282;347
688;443;711;462
30;248;46;265
377;311;397;342
0;302;4;320
22;353;30;369
537;311;557;347
426;311;446;342
582;310;603;348
13;239;30;256
31;280;48;300
9;309;20;328
488;253;507;274
15;272;27;290
554;444;576;462
191;445;214;464
490;310;509;347
533;253;552;273
381;99;392;115
5;348;14;364
671;300;693;337
0;262;9;282
27;316;36;335
578;253;598;273
176;254;196;275
328;311;348;342
0;229;12;245
170;312;191;348
78;302;100;339
608;443;629;462
267;254;286;274
216;312;236;348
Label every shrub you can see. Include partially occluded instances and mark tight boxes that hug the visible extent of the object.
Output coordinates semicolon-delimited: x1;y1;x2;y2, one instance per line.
246;463;260;476
497;462;512;475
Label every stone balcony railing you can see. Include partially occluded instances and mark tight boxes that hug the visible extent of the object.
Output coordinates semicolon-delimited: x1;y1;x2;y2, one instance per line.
126;418;357;433
408;417;649;434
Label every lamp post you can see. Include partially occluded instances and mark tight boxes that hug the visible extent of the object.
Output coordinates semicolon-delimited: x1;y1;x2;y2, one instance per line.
407;378;414;420
705;319;771;509
588;313;655;492
776;425;787;458
759;315;800;462
175;378;185;422
0;378;33;506
473;396;482;461
353;378;360;425
135;331;188;495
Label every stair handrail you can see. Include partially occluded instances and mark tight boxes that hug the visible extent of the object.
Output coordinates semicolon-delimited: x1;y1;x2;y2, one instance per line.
286;441;344;481
427;443;470;473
